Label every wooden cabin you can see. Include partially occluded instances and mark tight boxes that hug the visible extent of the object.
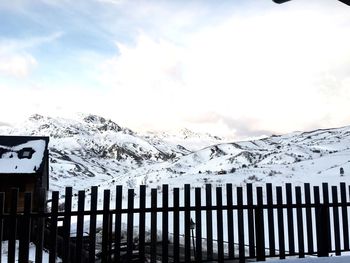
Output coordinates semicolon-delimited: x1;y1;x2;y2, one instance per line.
0;136;49;211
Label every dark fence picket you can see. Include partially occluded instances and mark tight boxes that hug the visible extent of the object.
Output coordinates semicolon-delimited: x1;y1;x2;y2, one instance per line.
255;187;265;261
276;186;285;259
150;188;158;263
322;183;331;251
8;188;18;263
139;185;146;263
0;192;3;263
49;191;59;263
162;184;169;263
102;190;110;263
184;184;191;262
226;183;235;259
173;188;180;263
304;183;314;255
127;189;135;262
195;187;202;262
76;191;85;263
295;186;304;258
216;187;224;262
89;186;98;263
114;185;122;263
314;186;329;257
63;187;72;263
332;186;341;256
18;192;32;263
340;182;349;251
205;184;213;261
237;187;245;262
247;183;255;258
286;183;295;255
266;183;275;257
35;188;46;263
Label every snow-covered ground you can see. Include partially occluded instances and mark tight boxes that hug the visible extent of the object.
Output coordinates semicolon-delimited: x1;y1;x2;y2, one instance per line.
1;114;350;262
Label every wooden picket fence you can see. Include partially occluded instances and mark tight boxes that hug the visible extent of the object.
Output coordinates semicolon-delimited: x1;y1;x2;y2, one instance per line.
1;182;350;262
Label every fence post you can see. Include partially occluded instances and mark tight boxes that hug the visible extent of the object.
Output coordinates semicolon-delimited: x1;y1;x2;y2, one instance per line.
76;191;85;263
184;184;191;262
0;192;3;263
216;187;224;262
150;188;158;263
247;183;256;258
49;191;59;263
195;187;202;262
205;184;213;261
162;185;169;263
255;187;265;261
35;188;47;263
127;189;135;262
18;192;32;262
226;183;235;259
102;189;110;263
314;186;329;257
89;186;98;263
237;187;245;262
8;188;18;263
114;185;122;263
173;188;180;263
139;185;146;263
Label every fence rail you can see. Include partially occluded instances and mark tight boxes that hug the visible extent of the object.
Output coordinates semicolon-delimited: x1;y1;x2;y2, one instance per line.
1;182;350;262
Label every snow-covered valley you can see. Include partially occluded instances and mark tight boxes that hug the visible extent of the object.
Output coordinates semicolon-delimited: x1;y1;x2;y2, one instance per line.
1;113;349;195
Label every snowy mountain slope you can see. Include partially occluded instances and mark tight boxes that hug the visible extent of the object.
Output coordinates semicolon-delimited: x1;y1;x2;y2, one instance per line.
0;114;191;191
1;114;350;194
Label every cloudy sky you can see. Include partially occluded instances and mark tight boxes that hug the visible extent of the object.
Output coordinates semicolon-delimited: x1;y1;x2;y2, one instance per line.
1;0;350;139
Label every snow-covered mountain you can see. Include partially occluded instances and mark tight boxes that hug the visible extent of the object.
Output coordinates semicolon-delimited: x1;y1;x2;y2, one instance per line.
1;114;350;193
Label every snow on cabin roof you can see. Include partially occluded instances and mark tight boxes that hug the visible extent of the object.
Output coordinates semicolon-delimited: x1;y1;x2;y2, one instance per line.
0;138;48;174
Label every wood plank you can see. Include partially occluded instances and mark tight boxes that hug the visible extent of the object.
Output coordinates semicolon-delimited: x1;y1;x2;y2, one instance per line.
173;188;180;263
322;183;331;250
35;188;47;263
247;183;255;258
216;187;224;262
63;187;72;263
340;183;349;251
89;186;98;263
76;191;85;263
18;192;32;263
162;185;169;263
276;186;285;259
151;188;157;263
206;184;213;261
195;187;202;262
286;183;295;255
255;187;265;261
127;189;135;262
8;188;18;263
0;193;3;263
114;185;122;262
266;183;275;257
102;190;110;263
237;186;245;262
49;191;59;263
304;183;313;255
295;186;304;258
184;184;191;262
139;185;146;263
226;183;235;259
332;186;341;256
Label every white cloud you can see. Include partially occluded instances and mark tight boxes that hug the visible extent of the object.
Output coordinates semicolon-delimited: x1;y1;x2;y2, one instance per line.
0;32;63;78
96;4;350;137
0;53;37;78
